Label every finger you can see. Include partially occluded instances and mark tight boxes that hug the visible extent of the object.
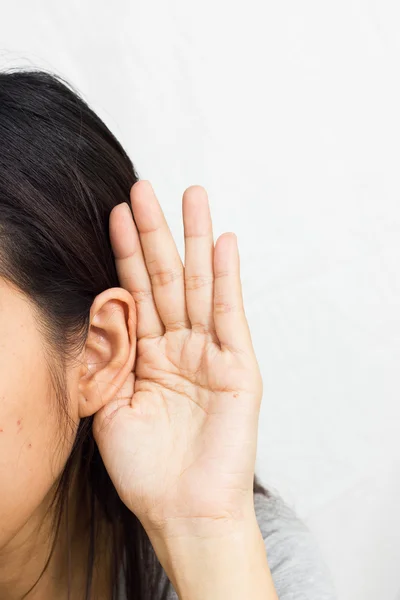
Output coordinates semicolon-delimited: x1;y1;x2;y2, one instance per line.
213;233;254;354
109;201;165;340
182;186;217;339
129;180;190;332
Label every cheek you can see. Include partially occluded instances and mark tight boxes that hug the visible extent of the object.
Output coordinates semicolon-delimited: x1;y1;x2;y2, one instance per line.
0;343;74;548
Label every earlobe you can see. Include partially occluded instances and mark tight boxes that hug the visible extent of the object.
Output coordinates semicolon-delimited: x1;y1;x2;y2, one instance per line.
78;287;136;418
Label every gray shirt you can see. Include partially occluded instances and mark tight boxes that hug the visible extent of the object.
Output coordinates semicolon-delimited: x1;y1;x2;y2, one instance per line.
125;492;337;599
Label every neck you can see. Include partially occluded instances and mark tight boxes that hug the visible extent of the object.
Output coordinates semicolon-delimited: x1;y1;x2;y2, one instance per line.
0;461;112;599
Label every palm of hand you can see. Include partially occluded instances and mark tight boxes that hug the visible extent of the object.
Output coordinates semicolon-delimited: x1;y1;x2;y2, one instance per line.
93;182;263;534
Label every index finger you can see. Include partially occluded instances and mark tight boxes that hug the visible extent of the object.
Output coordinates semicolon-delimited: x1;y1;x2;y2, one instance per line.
109;198;165;340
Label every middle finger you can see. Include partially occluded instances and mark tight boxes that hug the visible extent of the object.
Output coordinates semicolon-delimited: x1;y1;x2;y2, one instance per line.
129;180;191;332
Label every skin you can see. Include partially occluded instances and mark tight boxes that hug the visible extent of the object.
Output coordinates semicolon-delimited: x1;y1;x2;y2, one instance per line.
0;277;135;599
0;181;278;599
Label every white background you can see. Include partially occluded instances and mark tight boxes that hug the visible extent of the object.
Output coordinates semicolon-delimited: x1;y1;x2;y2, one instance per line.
1;2;399;598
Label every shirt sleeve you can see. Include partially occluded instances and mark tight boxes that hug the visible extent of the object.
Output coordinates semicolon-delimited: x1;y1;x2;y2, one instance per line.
254;491;337;600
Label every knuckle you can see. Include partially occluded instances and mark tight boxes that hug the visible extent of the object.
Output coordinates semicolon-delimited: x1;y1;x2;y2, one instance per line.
214;269;230;280
150;267;183;287
185;274;214;291
131;288;153;304
214;300;237;314
191;321;212;335
214;298;244;315
165;318;190;332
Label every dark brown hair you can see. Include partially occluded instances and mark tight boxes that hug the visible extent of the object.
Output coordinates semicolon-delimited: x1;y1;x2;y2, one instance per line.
0;68;269;600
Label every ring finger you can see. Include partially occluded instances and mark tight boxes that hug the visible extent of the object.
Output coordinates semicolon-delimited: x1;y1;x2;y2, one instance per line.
182;186;216;339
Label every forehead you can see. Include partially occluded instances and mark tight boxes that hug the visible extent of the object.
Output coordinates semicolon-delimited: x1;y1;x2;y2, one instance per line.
0;278;39;337
0;277;32;304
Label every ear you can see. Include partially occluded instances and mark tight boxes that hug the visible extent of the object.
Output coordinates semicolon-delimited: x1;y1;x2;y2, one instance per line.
78;287;137;418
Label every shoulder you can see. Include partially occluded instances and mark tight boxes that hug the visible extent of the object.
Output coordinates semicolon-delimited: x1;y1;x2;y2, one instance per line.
254;491;337;599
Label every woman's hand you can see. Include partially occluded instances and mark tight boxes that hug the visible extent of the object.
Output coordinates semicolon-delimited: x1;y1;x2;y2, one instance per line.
93;180;264;539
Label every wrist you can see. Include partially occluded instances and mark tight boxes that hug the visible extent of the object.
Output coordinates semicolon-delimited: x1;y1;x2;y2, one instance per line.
145;512;278;600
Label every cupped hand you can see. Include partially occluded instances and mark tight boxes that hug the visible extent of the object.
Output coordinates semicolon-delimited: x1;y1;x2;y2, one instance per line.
93;180;264;537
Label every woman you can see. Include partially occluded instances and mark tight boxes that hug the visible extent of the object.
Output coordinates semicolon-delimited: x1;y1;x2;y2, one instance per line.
0;69;336;599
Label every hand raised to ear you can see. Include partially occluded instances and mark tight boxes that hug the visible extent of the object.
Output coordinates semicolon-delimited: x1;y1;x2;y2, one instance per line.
92;180;263;541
